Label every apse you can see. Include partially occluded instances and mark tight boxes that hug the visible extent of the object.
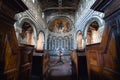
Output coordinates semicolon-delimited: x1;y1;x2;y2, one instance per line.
48;17;71;33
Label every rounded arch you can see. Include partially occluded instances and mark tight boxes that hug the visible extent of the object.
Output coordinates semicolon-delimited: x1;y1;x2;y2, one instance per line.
68;34;73;50
47;35;52;50
51;36;56;50
76;30;83;40
76;30;84;50
52;36;57;50
57;36;63;50
36;31;45;50
83;16;105;38
37;30;45;40
64;36;69;50
15;17;37;47
83;16;105;45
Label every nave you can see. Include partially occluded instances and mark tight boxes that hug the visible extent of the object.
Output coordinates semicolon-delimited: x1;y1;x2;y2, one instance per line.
31;51;83;80
44;55;72;80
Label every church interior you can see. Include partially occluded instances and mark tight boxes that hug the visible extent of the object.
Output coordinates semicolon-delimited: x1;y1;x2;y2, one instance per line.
0;0;120;80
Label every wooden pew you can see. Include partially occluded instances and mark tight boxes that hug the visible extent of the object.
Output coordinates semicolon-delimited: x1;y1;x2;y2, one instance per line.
19;44;34;80
32;50;49;80
86;39;120;80
71;50;78;80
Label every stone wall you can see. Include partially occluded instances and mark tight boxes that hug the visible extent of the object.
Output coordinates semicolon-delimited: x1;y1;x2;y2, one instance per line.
45;11;75;51
74;0;105;49
14;0;105;51
14;0;46;48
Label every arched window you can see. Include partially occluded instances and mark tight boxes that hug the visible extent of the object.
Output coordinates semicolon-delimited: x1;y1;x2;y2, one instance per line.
14;18;37;47
19;22;34;45
86;21;102;45
36;32;45;50
77;31;83;50
64;36;69;50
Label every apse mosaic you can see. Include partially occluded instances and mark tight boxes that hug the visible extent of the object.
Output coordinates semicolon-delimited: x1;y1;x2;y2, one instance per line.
48;18;71;33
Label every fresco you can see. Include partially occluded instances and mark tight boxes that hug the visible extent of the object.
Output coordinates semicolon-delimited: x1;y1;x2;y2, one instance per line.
48;18;71;33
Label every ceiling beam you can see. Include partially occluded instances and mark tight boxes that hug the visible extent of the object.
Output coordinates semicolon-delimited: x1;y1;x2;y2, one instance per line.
43;7;76;11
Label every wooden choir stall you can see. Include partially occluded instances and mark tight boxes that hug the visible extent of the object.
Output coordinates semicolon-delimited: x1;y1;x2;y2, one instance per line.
19;44;34;80
86;0;120;80
32;50;49;80
71;50;88;80
0;0;28;80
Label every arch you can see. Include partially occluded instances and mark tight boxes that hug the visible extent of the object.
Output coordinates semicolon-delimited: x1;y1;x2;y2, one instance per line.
69;34;73;50
52;36;57;50
15;17;37;47
36;31;45;50
76;30;84;50
83;16;105;45
57;36;63;50
76;30;83;42
83;16;105;38
51;36;56;50
64;36;69;50
48;38;52;50
47;35;52;50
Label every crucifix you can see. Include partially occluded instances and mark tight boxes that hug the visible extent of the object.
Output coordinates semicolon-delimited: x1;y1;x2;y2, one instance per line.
56;48;64;64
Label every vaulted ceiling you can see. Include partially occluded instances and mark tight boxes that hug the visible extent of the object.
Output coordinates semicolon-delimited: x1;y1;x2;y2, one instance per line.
39;0;80;15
